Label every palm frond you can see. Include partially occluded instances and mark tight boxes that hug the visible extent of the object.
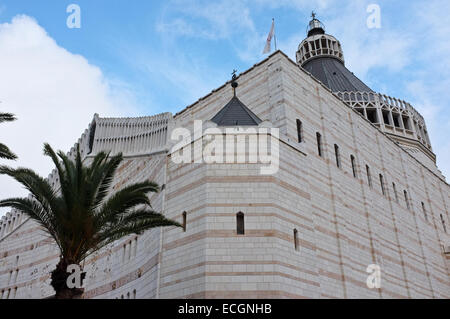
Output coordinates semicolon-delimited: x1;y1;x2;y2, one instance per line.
0;112;16;123
0;143;17;160
0;166;59;214
0;142;181;276
0;197;62;251
94;181;159;227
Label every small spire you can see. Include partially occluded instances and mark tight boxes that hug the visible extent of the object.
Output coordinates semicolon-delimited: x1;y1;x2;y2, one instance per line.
307;11;325;37
231;69;238;96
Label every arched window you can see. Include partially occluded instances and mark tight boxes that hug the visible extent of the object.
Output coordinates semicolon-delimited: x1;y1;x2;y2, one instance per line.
421;202;428;221
441;214;447;233
392;183;399;203
366;165;372;187
404;190;410;210
293;229;299;251
334;144;341;168
350;155;357;178
182;211;187;232
296;119;303;143
316;133;322;157
379;174;386;196
236;212;245;235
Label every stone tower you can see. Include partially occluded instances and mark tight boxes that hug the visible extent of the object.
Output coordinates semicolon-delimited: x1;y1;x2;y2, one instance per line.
296;14;439;178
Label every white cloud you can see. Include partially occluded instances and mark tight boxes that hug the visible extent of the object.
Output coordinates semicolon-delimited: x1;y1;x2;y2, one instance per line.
157;0;256;40
157;0;261;63
0;15;138;216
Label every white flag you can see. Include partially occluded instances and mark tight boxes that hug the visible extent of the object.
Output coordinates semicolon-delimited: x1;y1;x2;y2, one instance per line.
263;19;275;54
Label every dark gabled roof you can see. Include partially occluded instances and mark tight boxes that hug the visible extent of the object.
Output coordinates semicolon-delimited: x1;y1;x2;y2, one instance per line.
303;57;373;93
211;96;262;126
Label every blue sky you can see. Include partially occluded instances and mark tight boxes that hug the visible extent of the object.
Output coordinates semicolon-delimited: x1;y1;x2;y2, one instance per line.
0;0;449;210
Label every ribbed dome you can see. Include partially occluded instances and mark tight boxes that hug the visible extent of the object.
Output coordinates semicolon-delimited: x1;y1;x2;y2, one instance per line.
297;14;372;93
303;57;373;92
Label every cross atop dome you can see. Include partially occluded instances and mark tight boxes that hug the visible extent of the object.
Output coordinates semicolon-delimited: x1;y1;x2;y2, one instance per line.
231;69;238;96
296;14;373;92
210;70;262;126
307;11;325;37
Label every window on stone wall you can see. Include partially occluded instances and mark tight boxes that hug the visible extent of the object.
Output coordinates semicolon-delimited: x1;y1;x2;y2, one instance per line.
402;116;411;130
366;165;372;187
182;211;187;232
440;214;447;233
296;119;303;143
382;111;391;126
316;133;323;157
133;289;137;299
351;155;357;178
132;238;138;259
392;113;400;128
236;212;245;235
366;109;378;124
404;190;410;210
293;229;299;251
334;144;341;168
421;202;428;222
379;174;386;196
392;183;399;203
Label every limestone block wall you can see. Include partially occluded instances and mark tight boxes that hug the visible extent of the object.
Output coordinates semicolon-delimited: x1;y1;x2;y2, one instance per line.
81;154;169;299
0;51;448;299
0;117;174;299
278;52;450;298
0;119;97;299
92;113;172;156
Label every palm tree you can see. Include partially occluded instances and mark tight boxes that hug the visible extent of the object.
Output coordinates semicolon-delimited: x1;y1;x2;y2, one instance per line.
0;112;17;160
0;143;181;299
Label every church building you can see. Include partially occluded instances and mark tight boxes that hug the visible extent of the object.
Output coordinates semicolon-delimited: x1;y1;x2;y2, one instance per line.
1;15;449;299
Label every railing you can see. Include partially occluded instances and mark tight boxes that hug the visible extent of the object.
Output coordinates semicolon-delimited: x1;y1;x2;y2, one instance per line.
335;91;431;150
335;91;425;124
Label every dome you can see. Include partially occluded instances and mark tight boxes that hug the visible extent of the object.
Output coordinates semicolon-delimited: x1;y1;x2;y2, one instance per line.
296;13;373;93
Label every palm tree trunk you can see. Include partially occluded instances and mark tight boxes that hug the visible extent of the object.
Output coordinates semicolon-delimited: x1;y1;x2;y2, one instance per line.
51;259;85;299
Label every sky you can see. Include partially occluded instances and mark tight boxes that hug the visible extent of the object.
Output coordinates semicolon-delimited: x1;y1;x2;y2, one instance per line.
0;0;449;216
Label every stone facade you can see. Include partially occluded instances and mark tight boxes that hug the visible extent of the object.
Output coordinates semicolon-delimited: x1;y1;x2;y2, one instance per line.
0;49;449;299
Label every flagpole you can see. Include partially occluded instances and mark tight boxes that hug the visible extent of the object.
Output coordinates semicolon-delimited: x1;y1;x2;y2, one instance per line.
273;18;277;51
